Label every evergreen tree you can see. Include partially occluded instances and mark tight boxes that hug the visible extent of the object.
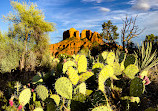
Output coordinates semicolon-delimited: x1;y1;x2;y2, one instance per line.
101;20;119;43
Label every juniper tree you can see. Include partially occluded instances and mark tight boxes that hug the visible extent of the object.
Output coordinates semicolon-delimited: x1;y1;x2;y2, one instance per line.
101;20;119;43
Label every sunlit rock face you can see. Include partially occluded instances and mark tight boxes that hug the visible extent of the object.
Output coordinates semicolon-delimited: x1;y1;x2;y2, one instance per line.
50;28;122;57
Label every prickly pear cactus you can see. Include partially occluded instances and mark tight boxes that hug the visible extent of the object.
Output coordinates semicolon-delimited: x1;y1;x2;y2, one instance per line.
123;64;139;79
19;88;31;106
124;54;136;68
92;63;104;69
98;65;114;92
50;94;60;106
67;67;79;85
79;71;94;82
36;85;48;101
55;77;72;99
106;52;115;66
112;62;122;76
77;55;87;73
101;51;109;60
63;60;77;74
92;106;112;111
33;107;43;111
74;82;86;95
130;77;143;97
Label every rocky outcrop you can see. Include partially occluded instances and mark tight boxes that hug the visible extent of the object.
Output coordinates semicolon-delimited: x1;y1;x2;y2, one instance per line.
50;28;122;57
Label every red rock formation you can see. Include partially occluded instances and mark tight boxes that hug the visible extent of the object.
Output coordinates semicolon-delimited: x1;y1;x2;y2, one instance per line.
50;28;121;57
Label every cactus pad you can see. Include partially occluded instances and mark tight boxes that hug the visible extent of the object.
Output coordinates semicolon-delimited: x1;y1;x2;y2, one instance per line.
67;67;79;85
124;54;136;68
130;77;143;97
50;94;60;106
55;77;72;99
36;85;48;101
74;82;86;95
79;71;94;82
106;52;115;66
92;63;104;69
77;55;87;73
101;51;109;60
112;62;122;76
98;65;114;92
19;88;31;106
124;64;139;79
63;61;76;74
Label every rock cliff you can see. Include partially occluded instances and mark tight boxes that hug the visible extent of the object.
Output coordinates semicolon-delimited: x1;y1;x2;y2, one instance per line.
50;28;122;56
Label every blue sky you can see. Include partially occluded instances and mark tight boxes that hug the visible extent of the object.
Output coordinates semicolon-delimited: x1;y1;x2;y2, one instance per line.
0;0;158;45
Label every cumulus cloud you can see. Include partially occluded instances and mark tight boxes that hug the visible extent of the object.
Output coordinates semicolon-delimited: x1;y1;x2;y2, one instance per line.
99;7;111;12
130;0;158;11
132;0;150;11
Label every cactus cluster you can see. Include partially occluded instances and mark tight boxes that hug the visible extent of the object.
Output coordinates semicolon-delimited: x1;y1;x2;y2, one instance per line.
4;48;155;111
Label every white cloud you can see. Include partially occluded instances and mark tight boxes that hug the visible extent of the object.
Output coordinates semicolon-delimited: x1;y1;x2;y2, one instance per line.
132;0;150;11
130;0;158;11
99;7;110;12
82;0;102;3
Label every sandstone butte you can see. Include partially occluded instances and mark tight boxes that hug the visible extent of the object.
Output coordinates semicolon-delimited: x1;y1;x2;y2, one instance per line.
50;28;122;57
